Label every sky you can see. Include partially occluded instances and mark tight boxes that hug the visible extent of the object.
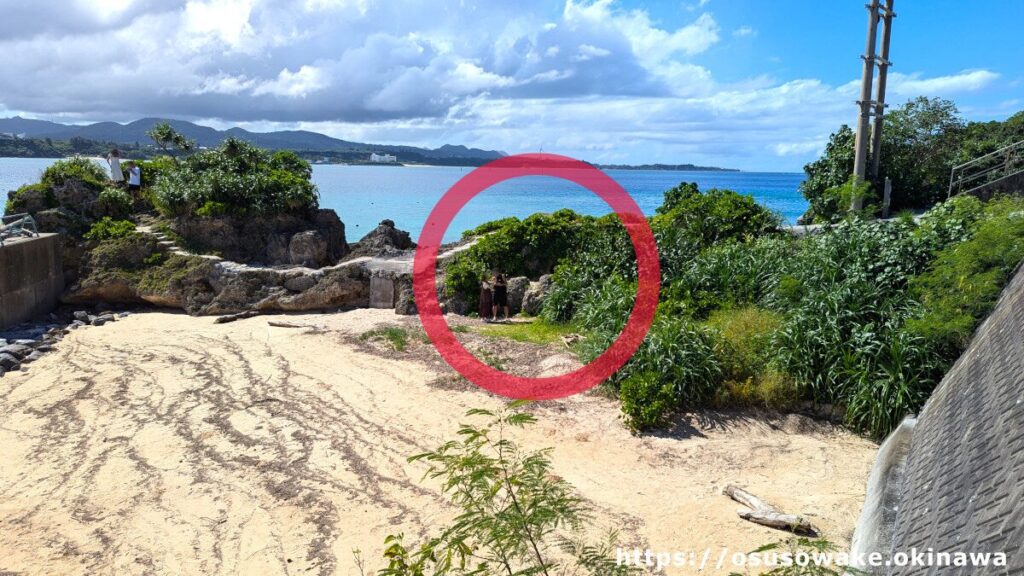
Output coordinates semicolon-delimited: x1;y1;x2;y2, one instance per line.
0;0;1020;171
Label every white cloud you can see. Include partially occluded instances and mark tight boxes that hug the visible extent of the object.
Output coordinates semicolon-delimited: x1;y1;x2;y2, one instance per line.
887;69;999;97
252;66;326;98
732;25;756;38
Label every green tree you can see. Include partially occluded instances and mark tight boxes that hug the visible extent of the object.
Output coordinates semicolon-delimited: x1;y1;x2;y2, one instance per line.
800;97;967;220
798;125;856;222
146;122;195;160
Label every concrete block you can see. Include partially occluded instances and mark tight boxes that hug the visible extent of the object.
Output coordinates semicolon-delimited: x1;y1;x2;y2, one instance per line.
369;276;395;309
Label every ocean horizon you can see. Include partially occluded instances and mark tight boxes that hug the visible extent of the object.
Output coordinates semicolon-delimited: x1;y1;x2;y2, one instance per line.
1;157;807;243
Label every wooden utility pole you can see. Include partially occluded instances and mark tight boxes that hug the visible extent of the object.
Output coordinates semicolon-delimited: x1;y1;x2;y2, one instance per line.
851;0;895;211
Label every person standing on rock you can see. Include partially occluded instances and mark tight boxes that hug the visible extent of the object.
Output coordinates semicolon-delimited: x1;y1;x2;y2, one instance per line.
491;269;510;322
107;149;124;184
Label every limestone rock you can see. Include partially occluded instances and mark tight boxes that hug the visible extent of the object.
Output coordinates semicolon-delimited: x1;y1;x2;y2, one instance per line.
395;287;417;315
507;276;530;314
289;231;328;267
349;219;415;258
521;274;553;316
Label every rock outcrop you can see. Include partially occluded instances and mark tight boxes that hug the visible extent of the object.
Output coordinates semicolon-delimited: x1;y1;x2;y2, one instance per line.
521;274;552;315
347;219;415;258
171;209;349;266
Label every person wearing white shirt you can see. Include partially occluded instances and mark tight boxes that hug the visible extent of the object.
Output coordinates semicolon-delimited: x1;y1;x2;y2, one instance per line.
126;161;142;192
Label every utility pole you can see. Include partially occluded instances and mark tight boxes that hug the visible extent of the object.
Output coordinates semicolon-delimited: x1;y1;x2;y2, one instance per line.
869;0;895;180
851;0;895;211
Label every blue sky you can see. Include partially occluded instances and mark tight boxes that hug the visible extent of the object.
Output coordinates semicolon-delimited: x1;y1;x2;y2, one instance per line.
0;0;1020;171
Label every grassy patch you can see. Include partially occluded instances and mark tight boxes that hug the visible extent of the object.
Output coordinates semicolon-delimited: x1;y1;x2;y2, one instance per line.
474;318;576;345
360;326;410;351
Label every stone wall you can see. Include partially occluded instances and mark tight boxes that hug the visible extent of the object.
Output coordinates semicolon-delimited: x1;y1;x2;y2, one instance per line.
0;234;64;329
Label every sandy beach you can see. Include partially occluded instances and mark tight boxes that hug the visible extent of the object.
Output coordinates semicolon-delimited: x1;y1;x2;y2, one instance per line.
0;309;877;575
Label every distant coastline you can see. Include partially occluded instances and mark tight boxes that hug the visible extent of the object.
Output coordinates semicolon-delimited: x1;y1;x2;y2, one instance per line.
596;163;739;172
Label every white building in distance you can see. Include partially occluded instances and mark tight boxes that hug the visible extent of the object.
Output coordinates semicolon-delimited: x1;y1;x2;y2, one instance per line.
370;152;397;163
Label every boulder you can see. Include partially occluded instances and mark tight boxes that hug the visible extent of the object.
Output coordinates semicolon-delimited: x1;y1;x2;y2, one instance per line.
507;276;530;314
349;220;415;257
0;344;32;359
0;353;19;371
172;210;349;267
521;274;553;316
74;310;90;322
289;231;328;267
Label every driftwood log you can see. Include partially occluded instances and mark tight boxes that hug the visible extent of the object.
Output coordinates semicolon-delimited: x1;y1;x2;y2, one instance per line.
213;310;259;324
723;485;817;535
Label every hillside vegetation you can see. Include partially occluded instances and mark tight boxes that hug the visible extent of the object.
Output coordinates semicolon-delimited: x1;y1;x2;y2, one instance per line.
452;184;1024;438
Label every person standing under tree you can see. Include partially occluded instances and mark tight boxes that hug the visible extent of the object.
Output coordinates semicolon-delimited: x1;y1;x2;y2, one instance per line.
107;149;124;184
491;269;509;322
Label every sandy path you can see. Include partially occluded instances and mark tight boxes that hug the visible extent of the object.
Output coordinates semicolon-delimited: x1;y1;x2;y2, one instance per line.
0;310;877;575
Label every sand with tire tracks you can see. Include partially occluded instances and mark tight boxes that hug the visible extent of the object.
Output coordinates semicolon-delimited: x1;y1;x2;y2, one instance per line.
0;309;877;575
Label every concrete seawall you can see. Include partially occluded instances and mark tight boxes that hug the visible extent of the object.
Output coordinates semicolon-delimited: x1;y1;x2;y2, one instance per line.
851;262;1024;574
0;234;64;329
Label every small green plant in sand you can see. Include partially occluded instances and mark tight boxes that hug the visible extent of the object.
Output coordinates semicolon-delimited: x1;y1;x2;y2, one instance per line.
377;403;638;576
475;318;576;345
360;326;411;352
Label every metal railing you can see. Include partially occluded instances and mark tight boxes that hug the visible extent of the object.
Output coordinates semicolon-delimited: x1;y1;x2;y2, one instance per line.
948;139;1024;198
0;213;39;247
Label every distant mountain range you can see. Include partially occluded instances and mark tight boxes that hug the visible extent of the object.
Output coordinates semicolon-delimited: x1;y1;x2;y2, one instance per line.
0;116;506;162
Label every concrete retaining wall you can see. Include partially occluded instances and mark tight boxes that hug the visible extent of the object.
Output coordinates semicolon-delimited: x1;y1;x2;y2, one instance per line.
0;234;64;329
853;263;1024;574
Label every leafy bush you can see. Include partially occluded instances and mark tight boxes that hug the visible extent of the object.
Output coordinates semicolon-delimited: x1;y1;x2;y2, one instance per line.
580;315;723;431
443;209;593;304
41;157;107;190
84;217;137;241
905;197;1024;359
152;138;319;217
97;186;133;219
651;184;782;246
461;216;520;238
379;404;637;575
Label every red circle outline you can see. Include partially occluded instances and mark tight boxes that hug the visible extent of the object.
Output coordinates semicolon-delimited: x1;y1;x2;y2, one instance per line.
413;153;660;400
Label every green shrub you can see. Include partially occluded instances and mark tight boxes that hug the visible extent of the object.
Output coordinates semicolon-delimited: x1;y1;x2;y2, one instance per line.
651;184;782;246
41;157;106;190
706;306;781;383
97;186;133;219
461;216;520;238
580;315;722;431
84;217;137;241
443;209;594;304
196;200;229;218
906;196;1024;358
152;138;318;217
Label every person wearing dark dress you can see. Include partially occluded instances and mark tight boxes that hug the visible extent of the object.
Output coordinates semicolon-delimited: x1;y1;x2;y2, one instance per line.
479;278;493;320
491;270;509;322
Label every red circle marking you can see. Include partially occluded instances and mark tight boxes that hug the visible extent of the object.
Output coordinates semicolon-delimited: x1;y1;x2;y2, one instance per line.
413;153;660;400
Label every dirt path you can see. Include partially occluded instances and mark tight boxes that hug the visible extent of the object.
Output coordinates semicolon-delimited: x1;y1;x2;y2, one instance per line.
0;310;877;575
